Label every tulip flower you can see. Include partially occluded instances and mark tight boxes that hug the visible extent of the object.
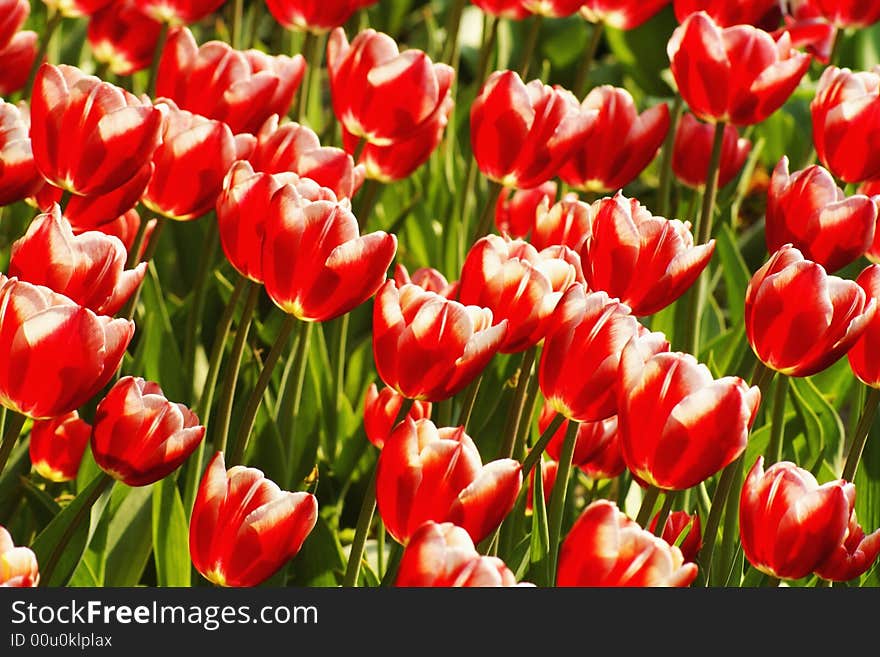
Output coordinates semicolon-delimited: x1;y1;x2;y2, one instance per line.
265;0;378;33
649;511;702;563
87;0;164;75
557;500;699;586
0;31;36;96
559;86;670;193
29;412;91;483
619;342;760;490
250;115;363;200
458;236;583;353
774;9;835;64
396;521;525;587
190;452;318;587
139;0;226;25
521;0;584;18
847;266;880;387
745;244;876;376
156;27;306;135
376;418;522;544
539;285;666;422
0;100;41;207
811;66;880;184
92;376;205;487
0;0;28;49
495;183;557;240
470;70;596;189
765;157;876;273
581;193;715;317
9;206;147;316
673;0;782;28
0;526;38;587
30;64;162;197
393;263;458;299
43;0;112;18
667;12;811;125
809;0;880;27
263;190;397;322
532;195;593;252
539;402;619;470
471;0;531;20
579;0;672;29
363;383;432;449
0;276;134;420
740;457;854;580
372;281;507;402
813;510;880;582
672;113;751;189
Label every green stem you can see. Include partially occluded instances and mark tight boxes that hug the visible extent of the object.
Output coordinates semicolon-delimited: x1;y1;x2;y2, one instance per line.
499;347;537;459
376;518;385;578
472;181;504;242
716;456;745;585
456;375;482;431
146;22;169;98
342;466;378;587
183;223;219;404
380;542;403;586
441;0;466;65
765;576;781;588
228;314;299;465
231;0;244;49
282;322;312;470
125;210;150;269
0;411;27;476
354;179;382;230
513;360;542;460
518;15;544;79
766;375;790;464
842;386;880;481
652;491;677;537
296;31;319;124
522;412;566;479
572;21;604;98
24;11;63;99
657;96;685;219
546;419;578;583
635;485;662;527
214;280;260;456
474;14;500;89
122;215;167;322
334;314;349;416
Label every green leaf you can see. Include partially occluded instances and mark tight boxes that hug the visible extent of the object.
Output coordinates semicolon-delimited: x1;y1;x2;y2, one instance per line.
287;514;345;586
104;484;155;586
527;466;550;587
0;437;30;526
152;479;191;587
18;476;61;530
789;377;843;473
715;223;751;327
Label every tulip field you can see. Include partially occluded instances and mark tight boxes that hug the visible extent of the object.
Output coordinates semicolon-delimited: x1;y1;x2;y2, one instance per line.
3;0;880;591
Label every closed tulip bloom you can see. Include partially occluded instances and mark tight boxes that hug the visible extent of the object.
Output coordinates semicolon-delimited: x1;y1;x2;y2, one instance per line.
0;276;134;419
471;0;531;20
265;0;378;33
459;236;583;353
847;265;880;387
393;263;458;300
139;0;226;25
250;115;363;200
745;244;876;376
540;402;619;469
30;64;162;197
363;383;432;449
811;66;880;184
29;412;91;483
0;0;28;49
649;510;702;563
579;432;626;480
0;526;38;587
0;31;37;96
376;418;522;544
522;0;585;18
766;157;876;273
774;9;835;64
560;87;670;193
9;206;146;316
619;342;760;490
92;376;205;487
263;189;397;322
558;500;698;586
156;27;306;135
581;193;715;317
43;0;112;18
539;284;665;422
813;510;880;582
672;113;751;189
668;12;811;125
0;100;42;207
471;70;597;189
190;452;318;587
674;0;782;28
495;182;557;240
580;0;671;29
532;195;593;252
740;457;854;580
373;281;508;401
87;0;164;75
810;0;880;28
396;521;524;587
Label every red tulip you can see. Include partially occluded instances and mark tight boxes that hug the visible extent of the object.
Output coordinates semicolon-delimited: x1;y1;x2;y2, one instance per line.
813;510;880;582
393;263;458;300
579;0;671;29
0;100;42;207
560;87;670;193
29;412;91;483
740;457;854;580
363;383;432;449
396;521;525;587
672;113;751;189
847;265;880;387
0;30;36;96
667;12;811;125
470;70;596;189
87;0;164;75
0;526;38;587
190;451;318;587
557;500;699;586
250;115;363;200
0;0;28;49
138;0;226;25
265;0;378;33
0;276;134;420
495;183;557;240
809;0;880;27
372;281;507;402
773;14;835;65
458;236;583;353
581;193;715;317
263;190;397;322
92;376;205;487
673;0;782;28
745;244;876;376
811;66;880;184
619;342;760;490
649;511;702;563
376;418;522;544
470;0;531;20
766;157;876;273
30;64;162;197
521;0;585;18
532;195;592;252
43;0;112;18
539;285;666;422
156;26;305;135
539;402;619;469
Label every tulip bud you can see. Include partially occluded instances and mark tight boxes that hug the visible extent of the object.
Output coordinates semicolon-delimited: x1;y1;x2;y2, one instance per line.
265;0;379;33
29;412;91;483
0;30;36;96
0;100;42;207
495;183;557;240
673;0;782;29
0;526;38;587
87;0;164;75
139;0;226;26
363;383;432;449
